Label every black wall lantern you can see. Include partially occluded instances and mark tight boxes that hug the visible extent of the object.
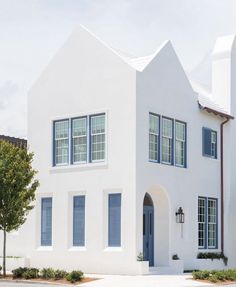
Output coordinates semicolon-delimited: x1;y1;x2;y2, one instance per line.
176;207;184;223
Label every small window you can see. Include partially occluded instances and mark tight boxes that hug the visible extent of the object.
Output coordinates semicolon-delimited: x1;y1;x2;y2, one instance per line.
73;196;85;246
72;118;87;164
108;193;121;247
198;197;218;249
149;114;159;162
90;114;105;162
41;198;52;246
54;120;69;165
162;118;173;164
202;128;217;159
175;121;186;167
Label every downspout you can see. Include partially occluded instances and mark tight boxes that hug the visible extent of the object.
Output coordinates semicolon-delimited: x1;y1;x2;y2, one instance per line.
220;117;230;253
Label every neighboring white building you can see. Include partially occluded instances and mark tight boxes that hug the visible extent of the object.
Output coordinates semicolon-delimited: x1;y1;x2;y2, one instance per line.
3;26;236;275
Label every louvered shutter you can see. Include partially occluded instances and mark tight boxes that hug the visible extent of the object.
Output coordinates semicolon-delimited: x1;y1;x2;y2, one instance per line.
202;127;212;157
108;194;121;247
73;196;85;246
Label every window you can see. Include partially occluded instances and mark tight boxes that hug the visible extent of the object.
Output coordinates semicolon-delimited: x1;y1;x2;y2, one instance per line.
162;118;173;164
73;196;85;246
108;193;121;247
41;198;52;246
198;197;218;249
90;114;105;162
202;128;217;159
53;113;106;166
54;120;69;165
208;199;217;248
149;114;159;162
175;121;186;167
72;118;87;164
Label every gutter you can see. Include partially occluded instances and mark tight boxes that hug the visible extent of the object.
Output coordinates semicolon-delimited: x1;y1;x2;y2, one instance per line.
199;103;234;253
220;117;230;253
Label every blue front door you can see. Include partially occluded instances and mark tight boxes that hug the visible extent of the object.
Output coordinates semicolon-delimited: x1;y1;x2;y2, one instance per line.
143;205;154;266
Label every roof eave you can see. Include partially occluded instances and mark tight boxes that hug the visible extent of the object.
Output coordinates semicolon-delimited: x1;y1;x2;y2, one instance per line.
198;102;234;120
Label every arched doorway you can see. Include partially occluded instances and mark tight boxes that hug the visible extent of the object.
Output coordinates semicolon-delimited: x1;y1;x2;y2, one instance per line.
143;193;154;266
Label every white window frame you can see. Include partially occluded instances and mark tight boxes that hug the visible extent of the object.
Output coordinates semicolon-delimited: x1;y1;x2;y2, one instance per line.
161;117;173;165
72;117;87;164
54;119;69;166
208;198;217;249
211;131;217;159
149;113;159;162
175;121;186;167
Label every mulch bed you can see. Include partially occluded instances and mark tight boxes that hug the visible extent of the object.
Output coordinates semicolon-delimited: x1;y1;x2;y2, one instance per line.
193;278;236;285
0;275;98;285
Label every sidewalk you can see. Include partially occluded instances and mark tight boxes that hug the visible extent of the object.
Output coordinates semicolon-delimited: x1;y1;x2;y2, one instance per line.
80;274;212;287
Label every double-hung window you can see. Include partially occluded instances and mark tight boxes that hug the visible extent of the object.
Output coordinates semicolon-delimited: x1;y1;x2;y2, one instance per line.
175;121;186;167
72;118;87;164
198;197;218;249
41;197;52;246
90;114;105;162
162;118;173;164
202;127;217;159
54;120;69;165
149;114;159;162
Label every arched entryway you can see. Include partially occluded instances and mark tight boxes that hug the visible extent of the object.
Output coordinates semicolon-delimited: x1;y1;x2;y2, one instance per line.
143;193;154;266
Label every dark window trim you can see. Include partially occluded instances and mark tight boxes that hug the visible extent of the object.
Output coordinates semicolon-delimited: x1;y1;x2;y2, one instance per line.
149;112;161;163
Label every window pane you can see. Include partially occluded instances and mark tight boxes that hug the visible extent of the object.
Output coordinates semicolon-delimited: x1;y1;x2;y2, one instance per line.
91;115;105;162
41;198;52;246
73;196;85;246
176;122;185;141
149;134;158;161
162;137;172;163
162;118;172;138
72;118;87;163
108;194;121;247
55;120;69;139
149;114;159;134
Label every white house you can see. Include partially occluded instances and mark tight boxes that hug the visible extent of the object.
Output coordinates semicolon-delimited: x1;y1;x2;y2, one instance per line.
3;26;236;275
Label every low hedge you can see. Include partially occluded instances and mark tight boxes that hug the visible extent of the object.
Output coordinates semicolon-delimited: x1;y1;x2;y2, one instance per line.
193;269;236;283
12;267;83;283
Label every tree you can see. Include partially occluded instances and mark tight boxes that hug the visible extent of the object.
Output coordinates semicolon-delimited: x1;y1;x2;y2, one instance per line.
0;140;39;276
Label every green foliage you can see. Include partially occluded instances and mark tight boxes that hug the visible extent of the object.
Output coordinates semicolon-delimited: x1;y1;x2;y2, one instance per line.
192;269;236;283
137;252;144;261
22;268;39;279
12;267;28;279
172;254;180;260
54;269;68;280
197;252;228;266
41;268;55;279
66;270;84;283
0;265;2;275
0;140;39;276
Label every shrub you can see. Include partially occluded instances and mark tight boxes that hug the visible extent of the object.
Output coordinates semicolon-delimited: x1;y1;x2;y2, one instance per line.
22;268;39;279
172;254;179;260
41;268;55;279
12;267;28;279
0;265;2;275
192;270;210;280
209;274;218;283
54;269;68;280
66;270;84;283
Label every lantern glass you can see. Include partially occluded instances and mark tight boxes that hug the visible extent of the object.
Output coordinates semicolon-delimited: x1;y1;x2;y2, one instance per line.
176;207;184;223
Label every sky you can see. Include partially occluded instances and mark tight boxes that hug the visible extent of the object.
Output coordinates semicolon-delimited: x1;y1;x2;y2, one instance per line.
1;0;236;138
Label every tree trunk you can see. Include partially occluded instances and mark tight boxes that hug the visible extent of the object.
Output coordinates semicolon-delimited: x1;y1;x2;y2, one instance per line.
3;229;6;277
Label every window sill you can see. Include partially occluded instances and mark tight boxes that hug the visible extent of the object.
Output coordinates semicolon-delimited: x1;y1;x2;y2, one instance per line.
50;161;108;173
103;247;123;252
68;247;86;252
37;246;53;251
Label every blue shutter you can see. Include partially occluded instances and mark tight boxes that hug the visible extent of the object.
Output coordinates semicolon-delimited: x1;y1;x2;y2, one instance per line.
108;194;121;247
202;127;212;156
73;196;85;246
41;198;52;246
